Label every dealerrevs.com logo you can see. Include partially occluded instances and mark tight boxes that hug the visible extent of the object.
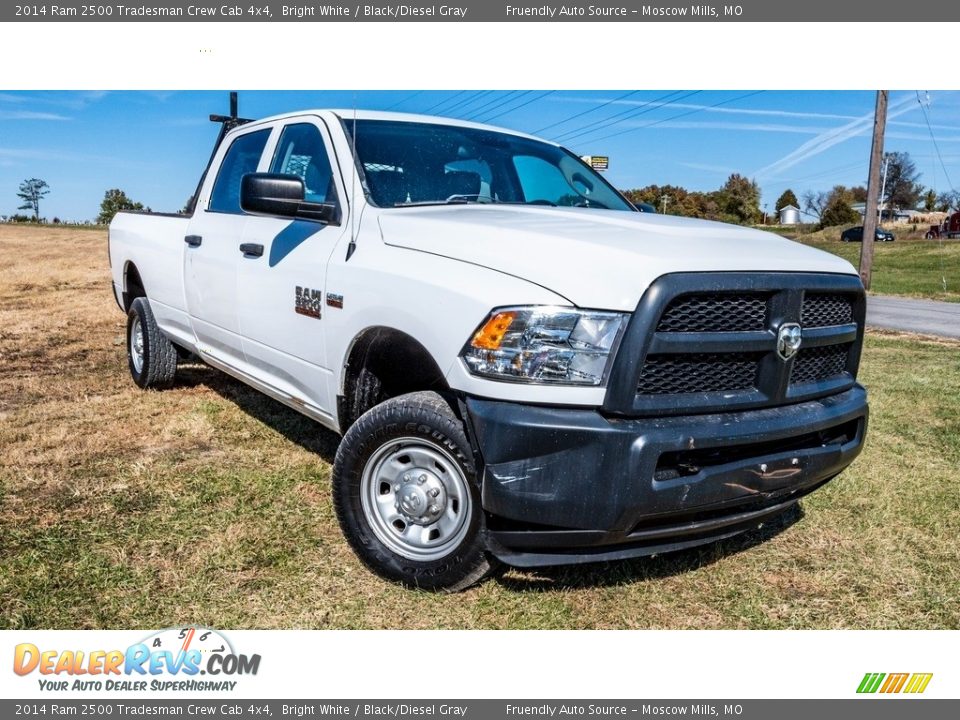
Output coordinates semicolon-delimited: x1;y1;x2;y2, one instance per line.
13;627;261;692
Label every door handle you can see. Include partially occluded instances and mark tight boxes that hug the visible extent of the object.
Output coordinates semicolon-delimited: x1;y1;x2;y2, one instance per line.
184;235;202;247
239;243;264;257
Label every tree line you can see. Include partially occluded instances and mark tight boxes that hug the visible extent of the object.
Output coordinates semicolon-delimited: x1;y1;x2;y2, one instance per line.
622;151;959;229
5;178;146;225
9;150;959;228
800;152;959;228
622;173;763;225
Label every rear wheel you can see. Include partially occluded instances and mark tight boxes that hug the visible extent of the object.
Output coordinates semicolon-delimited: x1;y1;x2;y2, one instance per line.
127;297;177;389
332;391;498;591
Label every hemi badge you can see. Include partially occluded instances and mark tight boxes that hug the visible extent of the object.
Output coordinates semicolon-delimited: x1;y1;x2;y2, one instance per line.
326;293;344;309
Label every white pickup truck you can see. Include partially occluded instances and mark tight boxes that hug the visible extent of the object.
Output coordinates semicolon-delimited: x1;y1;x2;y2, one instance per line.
109;108;869;590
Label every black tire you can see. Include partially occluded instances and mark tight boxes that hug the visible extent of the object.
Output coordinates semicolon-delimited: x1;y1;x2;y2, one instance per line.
332;391;498;591
126;297;178;389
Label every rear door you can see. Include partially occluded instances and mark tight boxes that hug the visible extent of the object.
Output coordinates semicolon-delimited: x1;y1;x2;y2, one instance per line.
236;118;348;422
183;126;273;366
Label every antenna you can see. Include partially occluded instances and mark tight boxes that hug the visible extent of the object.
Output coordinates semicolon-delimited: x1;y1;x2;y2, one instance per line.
346;95;358;261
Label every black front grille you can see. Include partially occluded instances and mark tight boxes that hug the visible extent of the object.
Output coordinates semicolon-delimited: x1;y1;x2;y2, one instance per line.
636;353;761;395
657;293;768;332
604;272;866;417
791;343;851;385
802;293;854;327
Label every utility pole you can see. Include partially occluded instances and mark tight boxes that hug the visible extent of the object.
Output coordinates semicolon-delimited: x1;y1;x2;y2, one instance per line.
860;90;888;290
660;194;670;214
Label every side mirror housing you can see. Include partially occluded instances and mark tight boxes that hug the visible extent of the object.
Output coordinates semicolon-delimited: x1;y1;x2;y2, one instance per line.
240;173;339;225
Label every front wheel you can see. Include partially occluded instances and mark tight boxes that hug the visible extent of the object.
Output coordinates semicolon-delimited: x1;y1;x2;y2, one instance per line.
332;391;498;591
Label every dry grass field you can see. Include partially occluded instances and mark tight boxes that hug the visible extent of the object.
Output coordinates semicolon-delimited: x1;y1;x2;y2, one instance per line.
1;224;958;629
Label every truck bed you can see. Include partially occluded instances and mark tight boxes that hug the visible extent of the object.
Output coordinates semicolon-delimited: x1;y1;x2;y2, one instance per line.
109;211;194;349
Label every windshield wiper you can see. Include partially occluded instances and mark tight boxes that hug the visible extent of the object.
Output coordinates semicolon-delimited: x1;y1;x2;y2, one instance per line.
393;194;498;207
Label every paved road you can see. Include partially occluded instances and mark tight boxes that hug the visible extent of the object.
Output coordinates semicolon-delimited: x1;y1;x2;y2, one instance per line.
866;294;960;339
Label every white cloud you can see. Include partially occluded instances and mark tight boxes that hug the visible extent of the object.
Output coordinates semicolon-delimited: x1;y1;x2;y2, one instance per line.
633;120;823;135
551;94;860;121
0;110;70;121
754;95;919;180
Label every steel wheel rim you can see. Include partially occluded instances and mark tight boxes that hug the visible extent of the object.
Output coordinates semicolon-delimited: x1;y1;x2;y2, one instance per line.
360;436;472;562
130;316;145;374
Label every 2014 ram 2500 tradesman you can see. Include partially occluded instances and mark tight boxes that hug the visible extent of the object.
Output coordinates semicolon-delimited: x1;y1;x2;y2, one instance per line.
109;109;869;590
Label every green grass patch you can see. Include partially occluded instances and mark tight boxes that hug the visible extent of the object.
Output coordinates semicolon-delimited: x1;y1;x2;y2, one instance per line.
788;228;960;302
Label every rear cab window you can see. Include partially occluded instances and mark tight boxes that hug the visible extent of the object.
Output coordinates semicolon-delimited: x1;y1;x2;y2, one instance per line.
208;128;271;214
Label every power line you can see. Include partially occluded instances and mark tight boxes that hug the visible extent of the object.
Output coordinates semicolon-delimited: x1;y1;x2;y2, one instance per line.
551;90;696;144
461;91;526;120
916;90;956;193
531;90;642;134
479;91;556;124
915;90;951;293
420;90;469;114
781;160;866;185
441;90;495;116
382;91;424;111
643;90;764;130
579;90;765;146
471;91;536;122
550;90;691;143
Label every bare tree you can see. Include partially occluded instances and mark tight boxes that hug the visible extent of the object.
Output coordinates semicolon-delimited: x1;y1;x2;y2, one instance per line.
936;190;960;213
802;189;829;221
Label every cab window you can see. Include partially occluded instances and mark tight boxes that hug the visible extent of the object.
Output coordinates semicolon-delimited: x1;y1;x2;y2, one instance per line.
270;123;338;205
208;128;271;214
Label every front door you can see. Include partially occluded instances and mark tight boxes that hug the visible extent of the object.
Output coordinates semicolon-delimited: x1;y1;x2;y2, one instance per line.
184;126;272;366
237;120;347;422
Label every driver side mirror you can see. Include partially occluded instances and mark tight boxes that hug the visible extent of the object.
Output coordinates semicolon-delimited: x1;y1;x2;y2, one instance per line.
240;173;340;225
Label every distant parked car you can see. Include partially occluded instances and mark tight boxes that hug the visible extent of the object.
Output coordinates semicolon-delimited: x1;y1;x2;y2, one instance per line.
841;226;895;242
633;201;657;213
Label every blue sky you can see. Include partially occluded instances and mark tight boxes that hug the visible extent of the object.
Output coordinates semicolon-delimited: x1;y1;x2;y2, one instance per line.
2;90;960;221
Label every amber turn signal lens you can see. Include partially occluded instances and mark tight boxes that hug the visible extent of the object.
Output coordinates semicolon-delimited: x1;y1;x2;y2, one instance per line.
471;311;517;350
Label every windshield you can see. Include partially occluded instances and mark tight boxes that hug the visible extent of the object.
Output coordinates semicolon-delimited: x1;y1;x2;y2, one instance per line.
345;119;634;212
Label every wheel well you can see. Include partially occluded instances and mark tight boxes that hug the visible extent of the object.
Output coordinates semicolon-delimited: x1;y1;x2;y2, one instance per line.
122;262;146;311
338;327;450;432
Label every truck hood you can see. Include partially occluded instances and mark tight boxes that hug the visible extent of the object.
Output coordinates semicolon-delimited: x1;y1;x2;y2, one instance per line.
377;205;857;310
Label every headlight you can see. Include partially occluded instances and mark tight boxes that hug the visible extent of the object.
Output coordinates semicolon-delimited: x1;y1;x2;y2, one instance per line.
461;306;628;385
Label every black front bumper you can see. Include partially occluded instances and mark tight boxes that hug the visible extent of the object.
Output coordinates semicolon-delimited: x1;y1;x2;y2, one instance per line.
466;385;868;567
